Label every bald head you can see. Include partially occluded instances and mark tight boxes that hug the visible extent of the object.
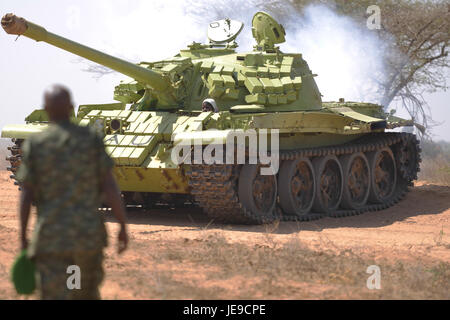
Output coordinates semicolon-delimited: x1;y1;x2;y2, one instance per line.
44;85;74;122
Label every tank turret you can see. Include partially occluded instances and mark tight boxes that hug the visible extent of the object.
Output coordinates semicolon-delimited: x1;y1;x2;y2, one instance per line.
1;12;325;112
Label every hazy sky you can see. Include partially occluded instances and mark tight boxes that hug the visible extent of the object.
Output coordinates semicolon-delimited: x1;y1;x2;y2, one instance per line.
0;1;448;140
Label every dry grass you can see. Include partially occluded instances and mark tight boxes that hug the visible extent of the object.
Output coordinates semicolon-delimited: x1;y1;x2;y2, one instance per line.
419;156;450;186
107;232;450;300
418;140;450;186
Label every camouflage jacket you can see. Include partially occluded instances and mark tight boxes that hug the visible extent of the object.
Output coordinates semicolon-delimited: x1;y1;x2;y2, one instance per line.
17;121;114;256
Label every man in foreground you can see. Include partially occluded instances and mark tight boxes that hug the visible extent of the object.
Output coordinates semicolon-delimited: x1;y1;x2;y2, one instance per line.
17;85;128;299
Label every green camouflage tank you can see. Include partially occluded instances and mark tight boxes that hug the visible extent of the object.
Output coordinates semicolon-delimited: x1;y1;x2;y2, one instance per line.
1;12;421;224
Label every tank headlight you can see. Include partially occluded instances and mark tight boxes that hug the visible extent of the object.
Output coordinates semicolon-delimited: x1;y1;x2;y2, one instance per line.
110;119;122;132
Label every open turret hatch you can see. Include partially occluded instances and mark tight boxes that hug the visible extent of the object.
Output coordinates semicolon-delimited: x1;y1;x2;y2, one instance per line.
207;18;244;46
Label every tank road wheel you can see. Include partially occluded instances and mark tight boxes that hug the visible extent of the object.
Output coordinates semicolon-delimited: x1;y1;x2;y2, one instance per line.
278;158;315;216
396;134;421;182
368;147;397;203
238;164;277;222
340;152;370;210
312;155;343;214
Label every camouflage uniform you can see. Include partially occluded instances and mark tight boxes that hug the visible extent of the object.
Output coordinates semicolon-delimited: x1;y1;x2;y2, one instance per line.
17;121;114;300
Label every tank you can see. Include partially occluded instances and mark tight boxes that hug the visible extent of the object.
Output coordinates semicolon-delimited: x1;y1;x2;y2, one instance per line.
1;12;421;224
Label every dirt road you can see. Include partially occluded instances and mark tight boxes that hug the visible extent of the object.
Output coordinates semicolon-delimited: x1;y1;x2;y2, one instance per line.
0;170;448;299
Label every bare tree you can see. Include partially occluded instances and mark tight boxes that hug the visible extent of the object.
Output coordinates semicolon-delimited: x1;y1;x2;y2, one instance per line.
82;64;115;80
377;1;449;134
74;57;115;79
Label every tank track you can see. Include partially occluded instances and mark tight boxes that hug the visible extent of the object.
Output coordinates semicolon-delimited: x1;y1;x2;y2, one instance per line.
186;133;421;224
6;138;23;190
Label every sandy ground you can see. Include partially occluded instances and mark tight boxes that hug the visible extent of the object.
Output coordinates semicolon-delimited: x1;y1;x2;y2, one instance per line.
0;170;448;299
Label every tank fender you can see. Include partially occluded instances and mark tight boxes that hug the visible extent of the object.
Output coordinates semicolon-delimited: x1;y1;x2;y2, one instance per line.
1;124;49;139
327;106;387;129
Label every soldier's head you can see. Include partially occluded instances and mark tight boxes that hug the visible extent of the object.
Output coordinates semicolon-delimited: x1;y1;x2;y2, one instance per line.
202;98;218;113
43;85;74;122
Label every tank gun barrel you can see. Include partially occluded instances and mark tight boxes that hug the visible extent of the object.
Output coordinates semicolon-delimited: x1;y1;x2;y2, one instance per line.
1;13;174;99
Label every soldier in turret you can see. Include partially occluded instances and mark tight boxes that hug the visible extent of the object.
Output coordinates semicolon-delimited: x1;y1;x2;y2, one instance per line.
202;98;219;112
17;85;129;300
